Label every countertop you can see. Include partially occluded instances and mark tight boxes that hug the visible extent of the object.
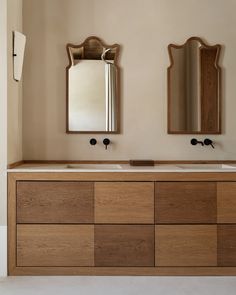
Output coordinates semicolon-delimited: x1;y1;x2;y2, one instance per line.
7;163;236;173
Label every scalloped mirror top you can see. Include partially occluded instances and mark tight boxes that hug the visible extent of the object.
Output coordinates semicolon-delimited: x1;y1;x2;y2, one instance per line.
66;36;120;133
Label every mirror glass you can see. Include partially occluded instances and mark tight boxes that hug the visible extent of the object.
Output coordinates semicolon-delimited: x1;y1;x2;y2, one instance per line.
66;37;120;133
168;37;221;134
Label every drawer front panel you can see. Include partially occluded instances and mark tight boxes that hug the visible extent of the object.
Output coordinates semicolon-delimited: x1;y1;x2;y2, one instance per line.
155;182;217;223
95;182;154;223
17;181;94;223
95;225;154;266
218;225;236;266
155;225;217;266
17;225;94;266
217;183;236;223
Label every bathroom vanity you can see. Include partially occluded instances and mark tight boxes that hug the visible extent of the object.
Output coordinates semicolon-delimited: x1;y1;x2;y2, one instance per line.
8;163;236;276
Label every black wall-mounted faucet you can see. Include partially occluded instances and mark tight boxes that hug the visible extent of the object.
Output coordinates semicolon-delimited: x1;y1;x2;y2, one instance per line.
204;138;215;149
190;138;204;146
103;138;110;150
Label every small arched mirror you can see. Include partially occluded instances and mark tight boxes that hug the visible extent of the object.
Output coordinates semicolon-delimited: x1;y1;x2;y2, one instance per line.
66;36;120;133
168;37;221;134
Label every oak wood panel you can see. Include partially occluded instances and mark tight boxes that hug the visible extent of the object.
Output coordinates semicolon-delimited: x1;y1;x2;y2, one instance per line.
8;173;17;274
17;225;94;266
7;160;25;169
8;172;236;276
155;182;217;223
17;181;94;223
217;183;236;223
9;266;236;276
155;225;217;266
129;160;155;166
218;225;236;266
95;182;154;223
95;225;154;266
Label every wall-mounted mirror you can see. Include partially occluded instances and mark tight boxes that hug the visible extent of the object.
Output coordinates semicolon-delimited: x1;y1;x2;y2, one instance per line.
168;37;221;134
66;36;120;133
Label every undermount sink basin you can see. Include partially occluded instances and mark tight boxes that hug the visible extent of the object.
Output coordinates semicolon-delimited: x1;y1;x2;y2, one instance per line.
176;164;236;170
66;164;122;170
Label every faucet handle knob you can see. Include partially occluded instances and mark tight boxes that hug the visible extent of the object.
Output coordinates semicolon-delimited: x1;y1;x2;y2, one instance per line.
191;138;198;146
89;138;97;146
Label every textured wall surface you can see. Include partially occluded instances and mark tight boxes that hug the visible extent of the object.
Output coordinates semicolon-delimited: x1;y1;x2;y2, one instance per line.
22;0;236;161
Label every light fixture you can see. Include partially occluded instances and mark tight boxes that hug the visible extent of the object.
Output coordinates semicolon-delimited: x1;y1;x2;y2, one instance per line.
13;31;26;82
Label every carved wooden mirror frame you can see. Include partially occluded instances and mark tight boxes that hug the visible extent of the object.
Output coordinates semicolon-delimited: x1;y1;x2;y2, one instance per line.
167;37;222;134
66;36;120;134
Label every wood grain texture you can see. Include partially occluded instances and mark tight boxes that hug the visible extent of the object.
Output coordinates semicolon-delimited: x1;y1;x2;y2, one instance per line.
217;183;236;223
8;172;236;276
8;174;17;274
155;225;217;266
17;181;94;223
129;160;154;166
8;266;236;276
17;225;94;266
155;182;217;223
7;160;24;169
218;225;236;266
95;182;154;223
95;225;154;266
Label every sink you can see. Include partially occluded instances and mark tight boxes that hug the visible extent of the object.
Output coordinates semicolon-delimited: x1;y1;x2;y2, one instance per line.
66;164;122;170
176;164;236;170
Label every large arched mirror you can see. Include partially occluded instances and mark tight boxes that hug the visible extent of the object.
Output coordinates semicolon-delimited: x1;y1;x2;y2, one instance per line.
168;37;221;134
66;36;120;133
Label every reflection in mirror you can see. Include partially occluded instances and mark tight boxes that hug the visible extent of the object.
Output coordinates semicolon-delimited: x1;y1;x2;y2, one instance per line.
168;37;221;134
66;37;120;133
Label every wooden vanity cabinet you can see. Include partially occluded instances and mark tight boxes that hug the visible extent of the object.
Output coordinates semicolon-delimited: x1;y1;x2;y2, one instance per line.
8;172;236;275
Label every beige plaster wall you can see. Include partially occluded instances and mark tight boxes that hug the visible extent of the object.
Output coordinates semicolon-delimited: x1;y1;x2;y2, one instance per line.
0;0;8;227
22;0;236;160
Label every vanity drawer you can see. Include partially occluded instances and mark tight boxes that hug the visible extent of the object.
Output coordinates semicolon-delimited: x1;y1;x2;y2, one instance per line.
218;225;236;266
155;225;217;266
95;225;154;266
95;182;154;223
17;181;94;223
155;182;217;223
217;183;236;223
17;225;94;266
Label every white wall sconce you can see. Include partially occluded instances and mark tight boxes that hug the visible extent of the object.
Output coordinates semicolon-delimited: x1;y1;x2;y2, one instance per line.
13;31;26;82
